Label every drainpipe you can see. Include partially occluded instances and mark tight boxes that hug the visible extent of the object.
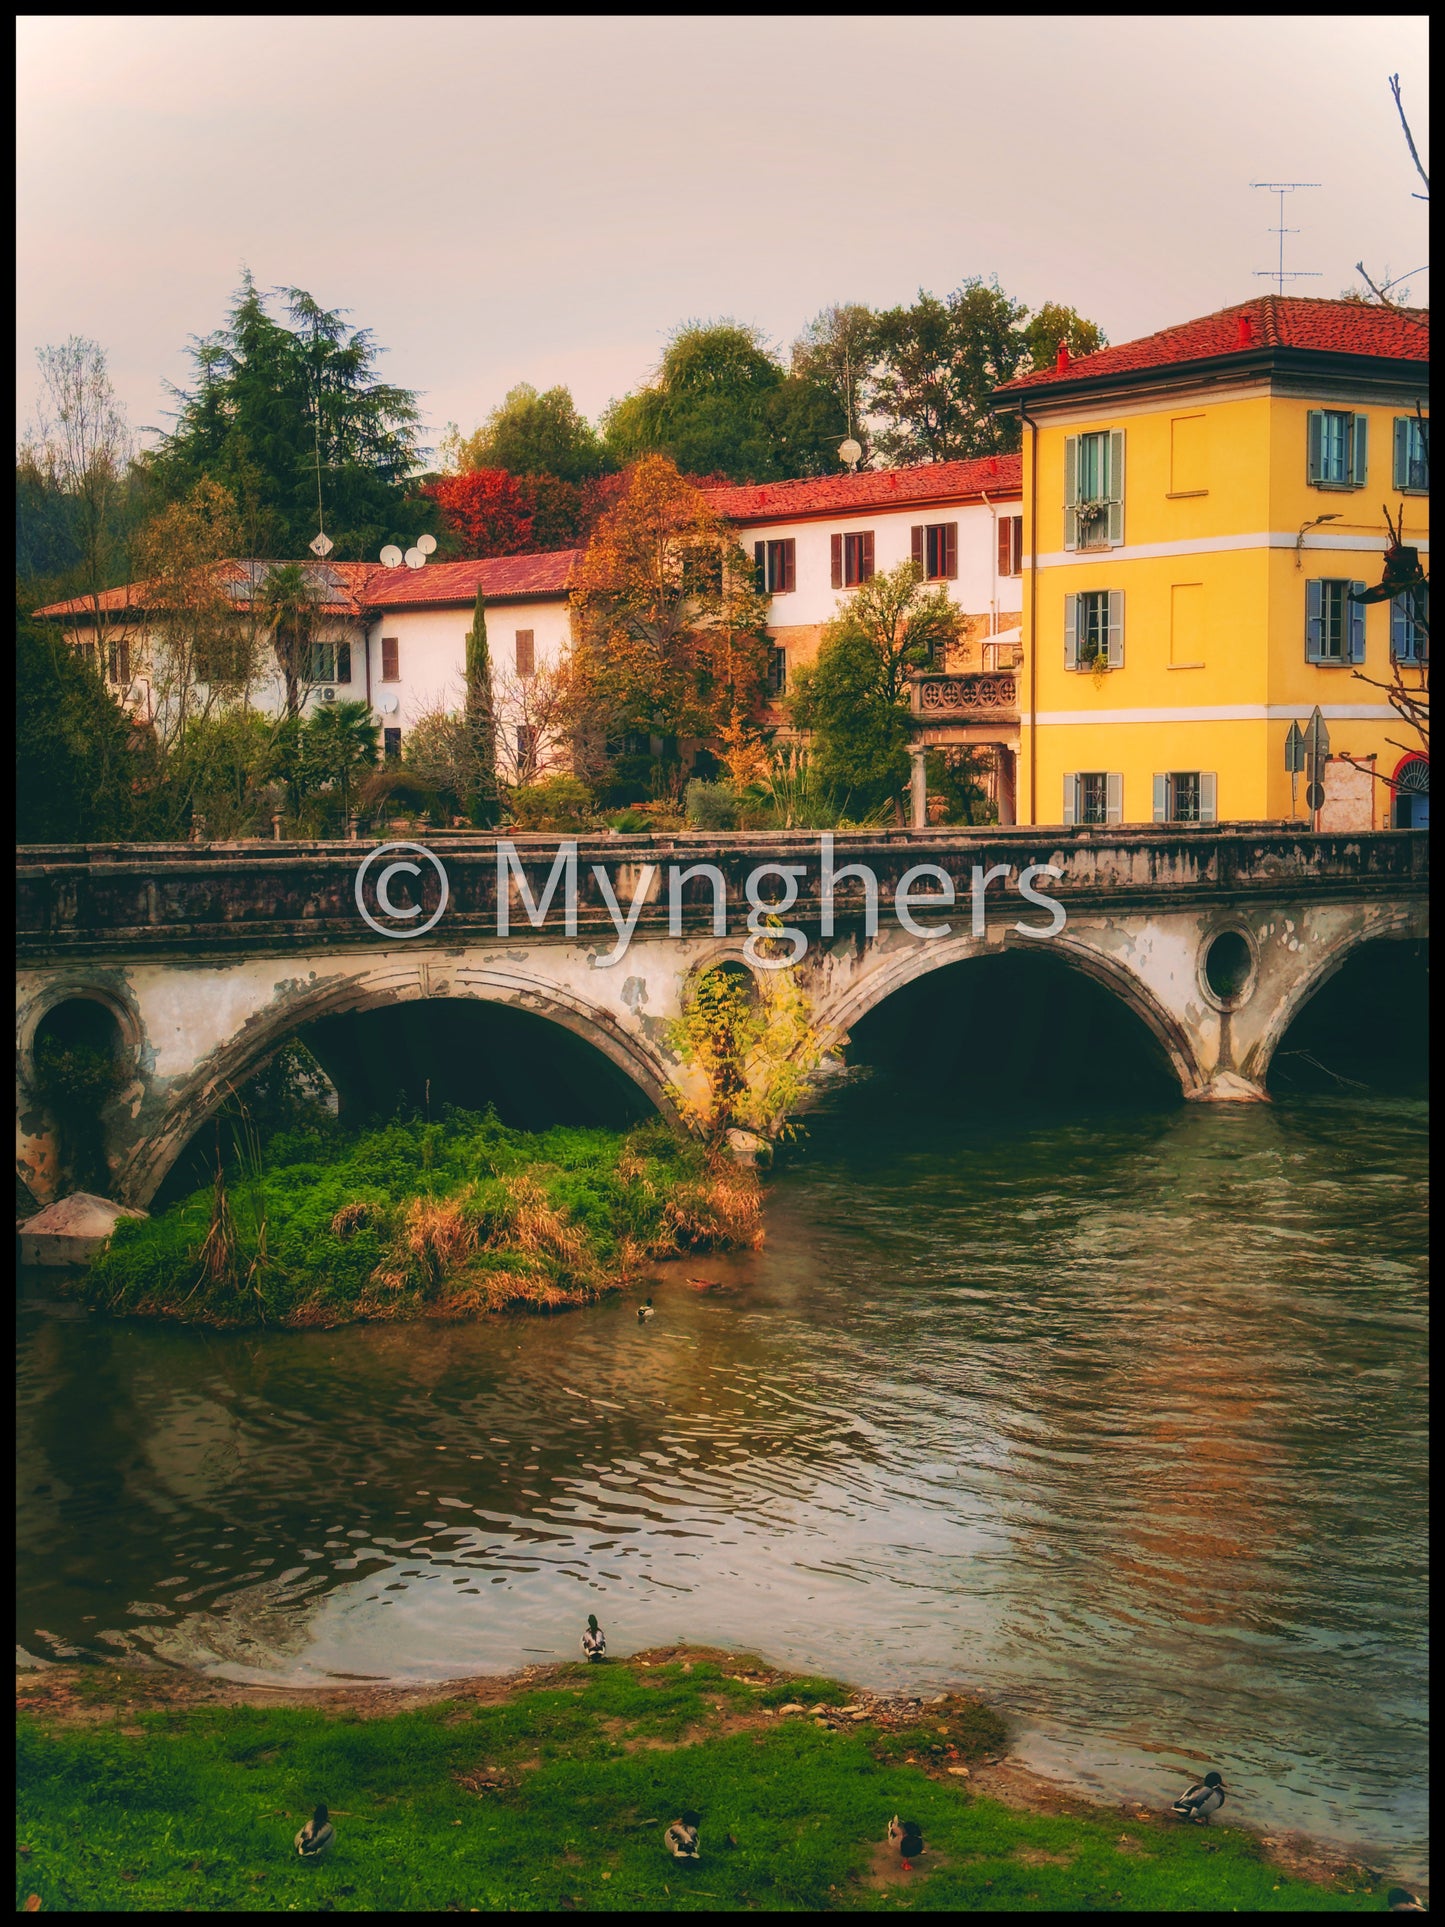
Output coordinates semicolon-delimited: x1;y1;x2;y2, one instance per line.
364;617;374;713
981;489;998;640
1019;399;1040;825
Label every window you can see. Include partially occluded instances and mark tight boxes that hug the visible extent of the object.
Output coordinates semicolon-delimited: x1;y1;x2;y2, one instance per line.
767;646;787;695
106;639;131;686
1392;756;1429;829
830;530;875;588
308;640;352;683
381;636;400;682
1307;409;1368;489
515;629;535;677
911;522;958;581
76;638;98;669
997;515;1023;577
1392;583;1429;664
753;539;796;594
1065;429;1124;549
1064;589;1124;670
1152;771;1217;824
383;727;402;762
1169;413;1208;494
1305;579;1366;664
515;724;536;775
1064;772;1122;826
1394;415;1428;492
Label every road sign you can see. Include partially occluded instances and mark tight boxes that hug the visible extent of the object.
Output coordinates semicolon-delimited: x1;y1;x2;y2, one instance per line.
1305;707;1330;767
1284;721;1306;774
1306;781;1326;812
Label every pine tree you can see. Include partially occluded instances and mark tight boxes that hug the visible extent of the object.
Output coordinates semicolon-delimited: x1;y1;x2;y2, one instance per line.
464;588;499;824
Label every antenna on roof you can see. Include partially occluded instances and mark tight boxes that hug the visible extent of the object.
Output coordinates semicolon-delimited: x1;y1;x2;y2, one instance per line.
309;365;334;558
381;532;437;570
1250;182;1322;294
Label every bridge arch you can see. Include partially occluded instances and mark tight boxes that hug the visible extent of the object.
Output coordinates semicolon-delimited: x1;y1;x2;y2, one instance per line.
812;927;1206;1098
123;957;683;1209
1245;907;1430;1091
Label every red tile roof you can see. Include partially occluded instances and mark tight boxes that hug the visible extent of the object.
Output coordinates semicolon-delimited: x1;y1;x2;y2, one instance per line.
360;550;581;608
702;455;1022;523
995;296;1430;395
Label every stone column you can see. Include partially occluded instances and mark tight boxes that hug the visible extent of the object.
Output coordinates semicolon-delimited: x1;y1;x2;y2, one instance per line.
996;746;1017;826
908;745;928;831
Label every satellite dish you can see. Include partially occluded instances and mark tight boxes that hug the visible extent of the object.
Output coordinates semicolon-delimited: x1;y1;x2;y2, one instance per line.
404;547;425;570
838;438;863;470
416;532;437;556
379;694;399;715
309;531;334;558
379;544;403;568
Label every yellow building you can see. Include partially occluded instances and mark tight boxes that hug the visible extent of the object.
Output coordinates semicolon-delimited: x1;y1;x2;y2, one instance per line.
993;297;1429;829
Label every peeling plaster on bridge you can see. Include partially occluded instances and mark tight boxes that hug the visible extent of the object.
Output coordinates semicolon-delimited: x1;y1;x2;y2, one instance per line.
15;830;1429;1209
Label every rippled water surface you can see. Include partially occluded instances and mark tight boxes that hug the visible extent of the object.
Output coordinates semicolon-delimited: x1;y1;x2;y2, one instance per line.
17;1087;1428;1870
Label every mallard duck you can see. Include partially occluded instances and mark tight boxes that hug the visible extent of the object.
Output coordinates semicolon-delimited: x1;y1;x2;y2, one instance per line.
295;1804;335;1859
688;1278;736;1294
1171;1772;1226;1824
637;1298;655;1323
887;1814;924;1866
665;1810;701;1859
581;1613;606;1661
1386;1890;1427;1913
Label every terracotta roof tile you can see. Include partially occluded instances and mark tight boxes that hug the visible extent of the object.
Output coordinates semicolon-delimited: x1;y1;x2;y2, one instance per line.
361;550;581;608
702;455;1022;522
35;559;376;621
995;296;1430;395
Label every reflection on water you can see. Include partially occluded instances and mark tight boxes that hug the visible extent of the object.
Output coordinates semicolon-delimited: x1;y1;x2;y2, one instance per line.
17;1087;1428;1871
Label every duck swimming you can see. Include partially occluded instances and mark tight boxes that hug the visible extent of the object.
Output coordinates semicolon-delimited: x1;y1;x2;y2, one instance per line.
295;1804;335;1860
1171;1772;1226;1824
665;1810;701;1859
637;1298;655;1322
581;1613;606;1661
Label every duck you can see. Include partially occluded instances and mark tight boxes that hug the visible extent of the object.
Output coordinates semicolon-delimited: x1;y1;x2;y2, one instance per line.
887;1814;925;1868
637;1298;655;1323
688;1277;736;1294
1171;1771;1227;1824
665;1810;701;1860
581;1613;606;1661
1386;1891;1427;1913
295;1803;335;1860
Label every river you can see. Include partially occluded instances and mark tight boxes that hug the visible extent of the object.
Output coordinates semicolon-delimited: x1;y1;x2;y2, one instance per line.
16;1079;1429;1876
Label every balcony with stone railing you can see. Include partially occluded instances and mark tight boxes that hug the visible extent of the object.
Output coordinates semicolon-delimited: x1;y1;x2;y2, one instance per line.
908;666;1020;724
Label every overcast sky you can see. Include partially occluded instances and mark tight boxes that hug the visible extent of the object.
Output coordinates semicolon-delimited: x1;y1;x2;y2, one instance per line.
16;15;1431;459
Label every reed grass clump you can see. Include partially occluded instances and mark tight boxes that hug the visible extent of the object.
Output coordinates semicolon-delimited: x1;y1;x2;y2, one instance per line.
82;1110;760;1329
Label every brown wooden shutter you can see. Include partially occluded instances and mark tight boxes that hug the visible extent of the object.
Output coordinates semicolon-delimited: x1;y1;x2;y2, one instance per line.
997;518;1012;576
942;523;958;579
515;629;535;676
781;539;796;593
754;541;767;592
381;636;399;681
911;525;925;571
337;640;352;681
830;534;843;588
861;532;875;581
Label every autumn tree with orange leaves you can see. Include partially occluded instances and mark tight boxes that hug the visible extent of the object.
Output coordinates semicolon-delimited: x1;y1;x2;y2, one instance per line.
566;456;772;768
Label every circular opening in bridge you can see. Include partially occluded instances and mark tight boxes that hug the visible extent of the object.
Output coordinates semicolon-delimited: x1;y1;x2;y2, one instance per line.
30;997;128;1194
1268;937;1429;1096
1203;930;1254;1007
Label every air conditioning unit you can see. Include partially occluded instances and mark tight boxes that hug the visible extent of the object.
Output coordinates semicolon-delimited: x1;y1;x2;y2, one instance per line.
320;686;336;702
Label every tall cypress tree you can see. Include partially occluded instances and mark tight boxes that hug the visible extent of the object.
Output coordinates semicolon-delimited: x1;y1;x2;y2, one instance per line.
464;587;498;825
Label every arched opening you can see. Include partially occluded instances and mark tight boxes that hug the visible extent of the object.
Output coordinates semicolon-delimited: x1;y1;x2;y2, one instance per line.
1268;938;1429;1095
836;949;1180;1119
151;997;659;1208
1203;930;1254;1005
1391;754;1429;830
29;996;129;1194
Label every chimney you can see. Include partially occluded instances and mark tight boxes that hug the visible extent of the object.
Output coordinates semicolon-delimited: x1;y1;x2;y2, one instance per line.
1237;311;1255;348
1056;340;1071;372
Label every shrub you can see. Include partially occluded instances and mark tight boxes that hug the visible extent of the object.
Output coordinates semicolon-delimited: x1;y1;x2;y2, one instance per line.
508;774;593;831
684;779;738;831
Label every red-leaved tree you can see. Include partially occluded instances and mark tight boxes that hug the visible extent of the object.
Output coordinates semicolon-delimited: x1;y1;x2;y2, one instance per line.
427;468;534;557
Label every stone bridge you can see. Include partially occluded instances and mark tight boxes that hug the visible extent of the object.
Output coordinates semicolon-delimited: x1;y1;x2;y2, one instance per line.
16;827;1429;1208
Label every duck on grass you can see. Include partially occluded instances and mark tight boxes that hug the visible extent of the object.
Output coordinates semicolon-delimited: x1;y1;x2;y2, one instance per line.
79;1111;762;1329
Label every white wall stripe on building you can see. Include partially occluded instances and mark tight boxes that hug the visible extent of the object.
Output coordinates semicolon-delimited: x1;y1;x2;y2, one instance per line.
1036;532;1429;569
1034;704;1399;726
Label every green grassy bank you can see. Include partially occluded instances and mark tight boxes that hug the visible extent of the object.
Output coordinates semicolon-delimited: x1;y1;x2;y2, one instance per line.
79;1113;760;1329
16;1655;1384;1912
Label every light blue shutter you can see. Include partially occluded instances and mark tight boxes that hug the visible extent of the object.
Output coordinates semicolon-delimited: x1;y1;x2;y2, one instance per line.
1348;582;1367;662
1351;415;1369;487
1307;411;1324;485
1105;773;1123;825
1107;429;1125;546
1199;773;1217;823
1305;579;1325;662
1391;592;1408;659
1064;436;1079;550
1064;592;1080;669
1153;774;1168;823
1393;417;1409;491
1106;590;1124;667
1063;774;1079;826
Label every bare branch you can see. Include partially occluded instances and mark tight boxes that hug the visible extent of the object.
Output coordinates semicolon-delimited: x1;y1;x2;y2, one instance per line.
1389;73;1429;198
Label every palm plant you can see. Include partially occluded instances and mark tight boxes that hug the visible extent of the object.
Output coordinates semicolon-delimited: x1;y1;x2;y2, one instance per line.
258;562;321;718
